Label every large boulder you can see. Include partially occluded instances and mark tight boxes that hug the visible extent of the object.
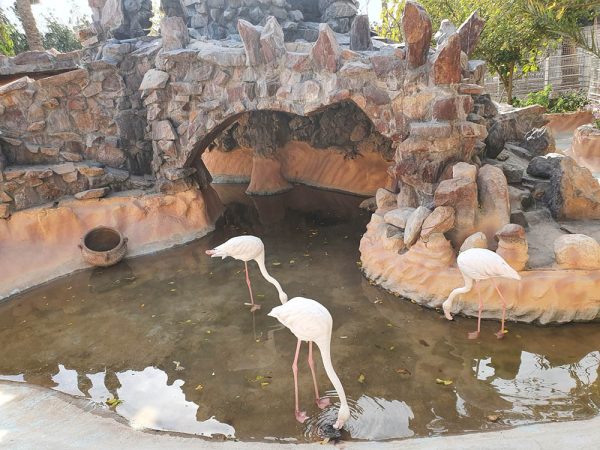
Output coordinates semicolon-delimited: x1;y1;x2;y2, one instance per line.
160;16;189;51
420;206;455;240
554;234;600;270
460;231;488;252
477;164;510;243
384;207;416;229
434;176;478;245
404;206;431;247
546;156;600;219
457;11;485;56
376;188;397;212
522;127;555;156
495;224;528;271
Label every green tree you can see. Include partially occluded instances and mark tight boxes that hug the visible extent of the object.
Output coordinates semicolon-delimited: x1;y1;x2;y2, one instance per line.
42;15;83;53
379;0;552;103
522;0;599;57
0;8;16;55
15;0;43;51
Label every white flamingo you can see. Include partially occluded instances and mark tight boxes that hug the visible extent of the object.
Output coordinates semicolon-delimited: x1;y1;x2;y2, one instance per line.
206;235;288;312
269;297;350;429
442;248;521;339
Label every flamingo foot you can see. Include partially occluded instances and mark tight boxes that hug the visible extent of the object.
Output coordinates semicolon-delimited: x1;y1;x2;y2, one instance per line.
316;397;331;409
495;330;506;339
467;331;480;340
295;410;308;423
205;250;215;255
243;302;261;312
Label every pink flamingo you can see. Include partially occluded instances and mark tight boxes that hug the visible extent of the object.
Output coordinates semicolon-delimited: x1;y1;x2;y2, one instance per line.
206;235;288;312
269;297;350;429
443;248;521;339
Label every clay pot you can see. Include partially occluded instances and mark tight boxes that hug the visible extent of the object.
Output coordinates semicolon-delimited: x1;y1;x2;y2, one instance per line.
79;226;127;267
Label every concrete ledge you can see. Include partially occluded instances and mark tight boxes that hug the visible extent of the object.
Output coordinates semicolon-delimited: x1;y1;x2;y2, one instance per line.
0;189;220;301
1;381;599;449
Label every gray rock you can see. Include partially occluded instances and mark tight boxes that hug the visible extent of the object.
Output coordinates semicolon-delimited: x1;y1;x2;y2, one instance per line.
523;127;554;156
160;17;189;51
404;206;431;247
526;154;563;179
75;187;110;200
384;207;416;229
350;14;372;51
139;69;169;91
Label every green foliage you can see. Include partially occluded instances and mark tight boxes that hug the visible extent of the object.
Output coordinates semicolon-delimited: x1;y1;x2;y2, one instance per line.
0;8;15;56
42;15;82;53
522;0;599;57
379;0;555;103
512;85;590;112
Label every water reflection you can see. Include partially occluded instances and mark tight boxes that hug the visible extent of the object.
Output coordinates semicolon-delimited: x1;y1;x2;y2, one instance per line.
0;184;599;442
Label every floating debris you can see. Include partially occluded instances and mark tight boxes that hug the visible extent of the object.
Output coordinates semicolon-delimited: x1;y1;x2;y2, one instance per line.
173;361;185;371
396;368;411;376
106;397;123;408
357;373;366;384
436;378;453;386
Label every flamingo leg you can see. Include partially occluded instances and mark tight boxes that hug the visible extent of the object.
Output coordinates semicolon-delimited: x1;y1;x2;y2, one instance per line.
292;339;308;423
492;279;507;339
243;261;260;312
468;281;483;340
308;341;331;409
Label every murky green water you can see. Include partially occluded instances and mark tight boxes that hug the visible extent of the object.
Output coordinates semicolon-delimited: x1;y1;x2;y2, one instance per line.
0;184;599;442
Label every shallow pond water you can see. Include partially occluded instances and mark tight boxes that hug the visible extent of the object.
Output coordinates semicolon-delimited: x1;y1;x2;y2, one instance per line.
0;184;599;442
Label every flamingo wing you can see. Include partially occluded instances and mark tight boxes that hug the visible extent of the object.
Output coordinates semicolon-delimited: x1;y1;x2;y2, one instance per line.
209;235;264;261
458;248;521;280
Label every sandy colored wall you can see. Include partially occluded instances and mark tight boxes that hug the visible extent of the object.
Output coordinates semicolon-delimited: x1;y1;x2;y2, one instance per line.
201;141;393;196
0;189;219;301
569;125;600;173
545;111;593;134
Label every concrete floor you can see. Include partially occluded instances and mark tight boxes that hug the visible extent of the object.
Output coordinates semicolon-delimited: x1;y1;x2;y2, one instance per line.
1;381;599;449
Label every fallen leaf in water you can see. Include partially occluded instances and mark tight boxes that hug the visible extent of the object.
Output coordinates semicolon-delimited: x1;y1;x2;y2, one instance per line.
389;346;395;351
320;438;330;445
140;304;145;308
486;415;500;422
195;384;204;391
168;281;175;285
272;262;281;266
260;382;270;387
374;298;383;304
339;336;348;339
436;378;453;386
106;397;123;407
170;289;177;292
356;261;362;267
396;368;411;376
303;252;311;257
289;260;295;264
206;329;211;334
386;323;393;327
173;361;185;371
256;294;265;298
358;373;366;384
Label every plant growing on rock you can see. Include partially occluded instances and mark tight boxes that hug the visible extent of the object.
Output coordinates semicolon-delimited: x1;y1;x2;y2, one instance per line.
512;85;590;113
379;0;552;104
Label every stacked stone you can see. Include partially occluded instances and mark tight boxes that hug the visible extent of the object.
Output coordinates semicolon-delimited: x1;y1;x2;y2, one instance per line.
319;0;359;33
89;0;153;40
170;0;305;40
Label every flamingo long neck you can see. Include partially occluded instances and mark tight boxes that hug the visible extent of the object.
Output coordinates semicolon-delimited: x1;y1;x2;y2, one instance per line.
255;252;287;304
315;338;348;414
444;276;473;310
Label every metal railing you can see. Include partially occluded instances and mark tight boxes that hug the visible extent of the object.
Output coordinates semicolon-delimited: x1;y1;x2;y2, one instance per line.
484;25;600;105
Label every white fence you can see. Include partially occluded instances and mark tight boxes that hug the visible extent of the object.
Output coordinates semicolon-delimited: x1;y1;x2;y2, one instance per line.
484;24;600;105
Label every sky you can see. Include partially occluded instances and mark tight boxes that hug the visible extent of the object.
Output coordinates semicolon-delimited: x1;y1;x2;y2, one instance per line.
0;0;381;31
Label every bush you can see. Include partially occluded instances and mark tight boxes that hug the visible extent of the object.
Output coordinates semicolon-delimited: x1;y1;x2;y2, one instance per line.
513;86;590;113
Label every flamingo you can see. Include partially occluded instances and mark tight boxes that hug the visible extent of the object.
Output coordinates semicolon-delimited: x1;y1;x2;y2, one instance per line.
442;248;521;339
205;235;288;312
268;297;350;429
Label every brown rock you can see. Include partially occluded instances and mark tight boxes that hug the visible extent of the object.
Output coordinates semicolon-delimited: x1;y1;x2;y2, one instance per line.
60;151;83;162
421;206;455;240
0;203;11;219
401;1;432;69
311;23;341;72
160;16;189;52
77;166;105;177
97;141;126;168
477;164;510;244
434;177;477;241
376;188;397;212
139;69;169;91
260;16;285;66
457;10;486;56
432;33;462;84
404;206;431;247
547;156;600;219
460;231;488;252
495;224;528;271
238;19;263;66
152;120;177;141
452;162;477;181
397;183;419;208
554;234;600;270
74;187;110;200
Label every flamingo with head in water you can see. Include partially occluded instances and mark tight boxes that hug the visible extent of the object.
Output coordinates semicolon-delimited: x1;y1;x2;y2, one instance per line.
206;235;288;312
443;247;521;339
269;297;350;429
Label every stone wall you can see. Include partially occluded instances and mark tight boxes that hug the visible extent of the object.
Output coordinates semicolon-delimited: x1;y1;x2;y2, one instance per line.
158;0;358;39
0;39;159;213
89;0;153;40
